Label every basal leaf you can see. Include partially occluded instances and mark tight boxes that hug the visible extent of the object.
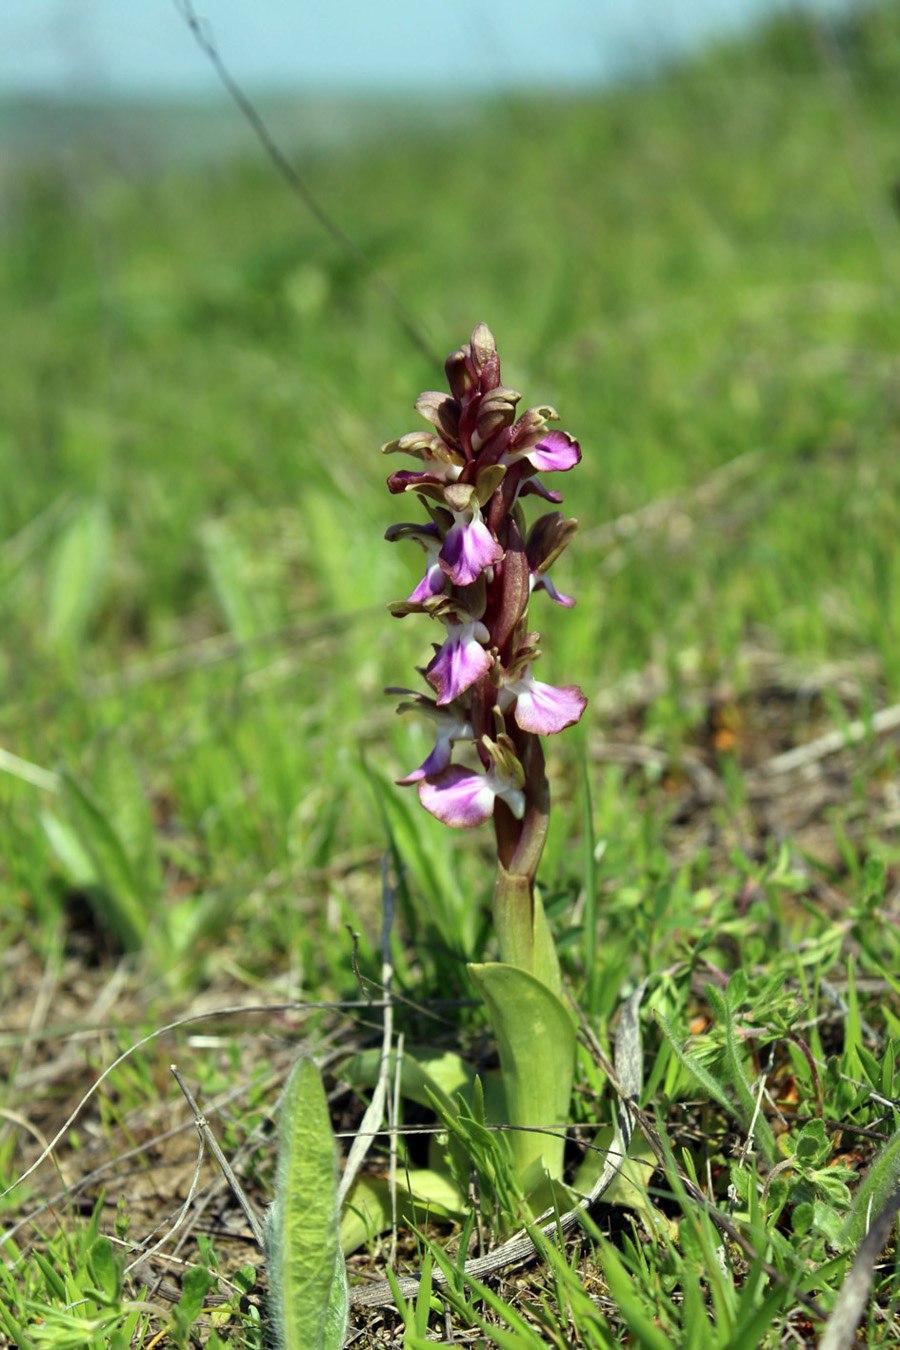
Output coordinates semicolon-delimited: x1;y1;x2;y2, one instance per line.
342;1044;474;1116
467;962;575;1183
340;1170;464;1255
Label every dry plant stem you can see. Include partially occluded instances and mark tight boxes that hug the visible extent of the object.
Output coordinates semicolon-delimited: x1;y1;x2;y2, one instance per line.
819;1186;900;1350
170;1063;266;1251
125;1128;206;1284
174;0;440;366
758;701;900;776
337;858;396;1208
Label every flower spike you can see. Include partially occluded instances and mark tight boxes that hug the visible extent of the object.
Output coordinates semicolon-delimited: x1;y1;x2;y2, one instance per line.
384;323;586;832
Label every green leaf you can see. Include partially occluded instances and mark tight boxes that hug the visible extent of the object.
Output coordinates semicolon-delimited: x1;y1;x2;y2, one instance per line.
792;1201;815;1235
656;1009;736;1115
725;1248;789;1350
467;961;575;1184
57;770;149;951
862;854;886;906
881;1039;896;1100
200;518;267;642
795;1119;830;1167
424;1230;555;1349
33;1251;66;1301
91;738;161;899
726;967;748;1007
341;1042;507;1195
844;1125;900;1246
596;1238;674;1350
413;1254;434;1338
856;1043;881;1091
46;498;111;652
705;982;775;1164
0;1304;29;1350
40;808;96;886
845;955;861;1064
342;1044;474;1116
813;1199;845;1246
87;1237;120;1303
339;1170;464;1255
266;1056;348;1350
177;1266;216;1322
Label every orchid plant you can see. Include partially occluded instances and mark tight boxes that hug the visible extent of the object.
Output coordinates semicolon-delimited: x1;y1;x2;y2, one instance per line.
379;323;587;1202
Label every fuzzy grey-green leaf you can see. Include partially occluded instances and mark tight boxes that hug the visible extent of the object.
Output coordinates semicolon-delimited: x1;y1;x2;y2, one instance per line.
266;1056;348;1350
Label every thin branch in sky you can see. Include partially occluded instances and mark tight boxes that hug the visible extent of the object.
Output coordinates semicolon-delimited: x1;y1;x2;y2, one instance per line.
174;0;442;369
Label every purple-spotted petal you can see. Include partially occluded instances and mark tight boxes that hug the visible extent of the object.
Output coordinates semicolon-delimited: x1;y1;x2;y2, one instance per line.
526;431;581;473
439;511;504;587
426;620;492;705
503;671;587;735
418;766;497;827
417;765;524;828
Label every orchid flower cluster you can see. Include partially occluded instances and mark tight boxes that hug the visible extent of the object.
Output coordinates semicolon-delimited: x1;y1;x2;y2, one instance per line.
385;323;586;855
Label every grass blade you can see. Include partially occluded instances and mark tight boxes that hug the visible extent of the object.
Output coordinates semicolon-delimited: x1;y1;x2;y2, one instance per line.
844;1125;900;1247
46;498;110;653
57;769;149;951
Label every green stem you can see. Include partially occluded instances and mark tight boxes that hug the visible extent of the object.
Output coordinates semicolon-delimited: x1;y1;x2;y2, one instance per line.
492;864;562;997
479;726;571;1196
491;731;560;993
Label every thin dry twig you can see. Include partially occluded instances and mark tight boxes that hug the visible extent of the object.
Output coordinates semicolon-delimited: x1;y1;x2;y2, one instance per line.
173;0;441;367
169;1063;266;1250
123;1123;207;1281
757;701;900;777
819;1186;900;1350
337;857;396;1208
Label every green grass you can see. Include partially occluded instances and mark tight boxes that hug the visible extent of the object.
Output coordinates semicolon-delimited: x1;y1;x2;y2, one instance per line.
2;2;900;1345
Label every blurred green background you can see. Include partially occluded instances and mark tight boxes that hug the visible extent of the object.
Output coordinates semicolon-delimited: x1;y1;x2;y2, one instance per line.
1;2;899;990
